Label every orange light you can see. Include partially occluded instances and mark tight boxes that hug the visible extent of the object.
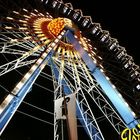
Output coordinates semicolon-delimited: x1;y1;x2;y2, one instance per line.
47;18;73;36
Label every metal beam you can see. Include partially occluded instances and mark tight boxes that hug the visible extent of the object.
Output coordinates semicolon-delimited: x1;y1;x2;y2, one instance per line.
65;29;139;129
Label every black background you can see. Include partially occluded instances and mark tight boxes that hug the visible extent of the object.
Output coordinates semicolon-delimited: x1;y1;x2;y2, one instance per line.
0;0;139;140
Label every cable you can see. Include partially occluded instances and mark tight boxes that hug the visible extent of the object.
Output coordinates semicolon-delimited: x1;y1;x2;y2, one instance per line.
22;101;54;115
17;110;54;126
0;83;54;116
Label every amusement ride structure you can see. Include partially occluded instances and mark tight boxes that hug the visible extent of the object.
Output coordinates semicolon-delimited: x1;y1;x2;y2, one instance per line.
0;0;140;139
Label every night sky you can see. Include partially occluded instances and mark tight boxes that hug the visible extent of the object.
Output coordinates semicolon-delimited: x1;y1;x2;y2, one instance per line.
0;0;139;140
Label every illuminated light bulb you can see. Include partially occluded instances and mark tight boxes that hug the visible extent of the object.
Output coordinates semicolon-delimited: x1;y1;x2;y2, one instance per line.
16;82;24;90
93;60;97;64
118;93;123;98
13;11;19;14
10;39;18;42
57;35;62;39
106;76;110;80
92;51;96;55
100;69;104;72
125;102;129;107
19;20;27;23
31;12;36;16
24;36;31;40
6;17;14;20
88;54;91;57
132;112;136;117
112;85;116;89
40;37;47;41
51;42;56;47
37;58;43;64
88;44;92;47
5;26;13;29
98;56;102;60
19;27;27;30
31;65;38;71
55;39;59;43
24;72;32;80
25;32;29;34
22;24;27;27
5;94;13;103
39;13;44;16
35;31;42;34
41;53;47;59
99;64;104;69
34;9;38;12
37;34;45;37
23;15;30;18
23;8;28;12
32;40;36;43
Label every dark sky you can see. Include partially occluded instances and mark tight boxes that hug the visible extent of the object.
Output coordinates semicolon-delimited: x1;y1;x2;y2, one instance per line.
66;0;139;65
0;0;139;140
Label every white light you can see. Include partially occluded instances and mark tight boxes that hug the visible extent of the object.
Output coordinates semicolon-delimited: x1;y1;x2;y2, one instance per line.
51;42;56;47
41;53;47;59
31;12;36;16
132;112;136;117
19;27;27;30
31;65;38;71
88;54;91;57
10;39;18;43
106;76;110;80
98;56;102;60
93;60;97;64
24;36;31;40
23;8;28;12
92;51;96;55
136;84;140;90
88;44;92;47
61;31;65;35
125;102;129;107
37;58;43;64
13;11;19;14
5;27;13;29
23;15;30;18
112;85;116;89
57;35;62;39
24;72;32;80
99;64;104;69
19;20;27;23
34;9;38;12
100;69;104;72
16;82;24;89
118;93;123;98
6;17;14;20
92;27;98;34
55;39;59;43
0;94;14;113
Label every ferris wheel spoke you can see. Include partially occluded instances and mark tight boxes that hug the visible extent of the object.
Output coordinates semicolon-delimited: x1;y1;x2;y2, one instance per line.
69;59;104;140
50;58;104;140
0;38;52;76
0;47;32;56
77;58;127;133
0;57;37;76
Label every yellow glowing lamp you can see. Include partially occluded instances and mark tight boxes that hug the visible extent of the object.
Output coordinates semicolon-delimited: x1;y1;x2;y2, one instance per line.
47;18;73;36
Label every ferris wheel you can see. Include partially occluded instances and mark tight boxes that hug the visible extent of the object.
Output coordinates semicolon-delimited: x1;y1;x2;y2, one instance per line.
0;0;140;139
